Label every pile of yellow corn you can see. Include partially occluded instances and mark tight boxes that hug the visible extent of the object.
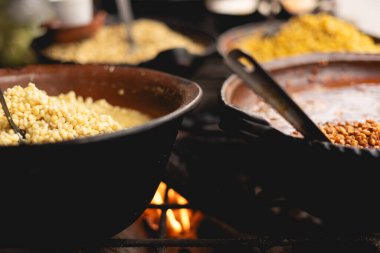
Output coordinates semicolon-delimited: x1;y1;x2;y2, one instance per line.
234;13;380;62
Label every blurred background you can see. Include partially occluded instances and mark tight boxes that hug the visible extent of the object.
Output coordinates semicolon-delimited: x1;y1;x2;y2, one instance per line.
1;0;380;72
0;0;347;67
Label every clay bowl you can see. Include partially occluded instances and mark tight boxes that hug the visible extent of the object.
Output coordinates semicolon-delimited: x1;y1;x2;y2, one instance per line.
42;11;107;43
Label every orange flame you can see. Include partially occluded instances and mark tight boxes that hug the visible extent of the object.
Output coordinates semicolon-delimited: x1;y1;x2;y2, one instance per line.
144;182;201;237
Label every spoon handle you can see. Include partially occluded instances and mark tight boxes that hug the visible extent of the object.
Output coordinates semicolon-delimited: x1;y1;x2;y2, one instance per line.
224;49;330;142
116;0;134;23
115;0;135;48
0;88;26;143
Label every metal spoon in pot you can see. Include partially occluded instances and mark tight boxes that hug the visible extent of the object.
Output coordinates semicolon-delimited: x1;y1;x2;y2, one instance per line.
0;88;27;144
224;49;330;142
115;0;136;52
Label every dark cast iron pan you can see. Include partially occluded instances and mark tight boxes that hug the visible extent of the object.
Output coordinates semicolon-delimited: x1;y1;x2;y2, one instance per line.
220;53;380;232
0;64;201;245
32;22;216;77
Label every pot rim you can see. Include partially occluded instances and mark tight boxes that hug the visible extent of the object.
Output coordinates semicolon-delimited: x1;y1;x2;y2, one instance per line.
0;64;202;148
217;19;380;58
222;52;380;107
221;52;380;154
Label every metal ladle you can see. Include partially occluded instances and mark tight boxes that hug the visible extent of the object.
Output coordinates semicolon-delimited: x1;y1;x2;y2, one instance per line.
0;89;27;144
224;49;330;142
115;0;136;51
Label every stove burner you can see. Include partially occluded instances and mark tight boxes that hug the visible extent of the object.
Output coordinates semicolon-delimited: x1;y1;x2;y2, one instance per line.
3;182;379;253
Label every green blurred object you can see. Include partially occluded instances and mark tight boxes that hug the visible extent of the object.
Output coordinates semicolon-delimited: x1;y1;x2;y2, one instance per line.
0;0;53;67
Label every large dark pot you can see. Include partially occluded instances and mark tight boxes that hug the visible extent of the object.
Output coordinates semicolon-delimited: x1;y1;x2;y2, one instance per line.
0;65;201;245
220;53;380;232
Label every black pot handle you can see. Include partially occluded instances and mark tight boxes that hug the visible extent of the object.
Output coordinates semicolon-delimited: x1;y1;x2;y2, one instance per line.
224;49;330;142
219;105;290;141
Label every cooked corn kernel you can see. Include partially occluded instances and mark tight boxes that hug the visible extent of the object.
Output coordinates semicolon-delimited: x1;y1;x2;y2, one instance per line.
44;19;206;65
0;83;151;145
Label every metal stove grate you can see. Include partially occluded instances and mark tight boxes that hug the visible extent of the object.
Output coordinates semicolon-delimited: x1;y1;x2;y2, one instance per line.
84;184;380;253
1;184;380;253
